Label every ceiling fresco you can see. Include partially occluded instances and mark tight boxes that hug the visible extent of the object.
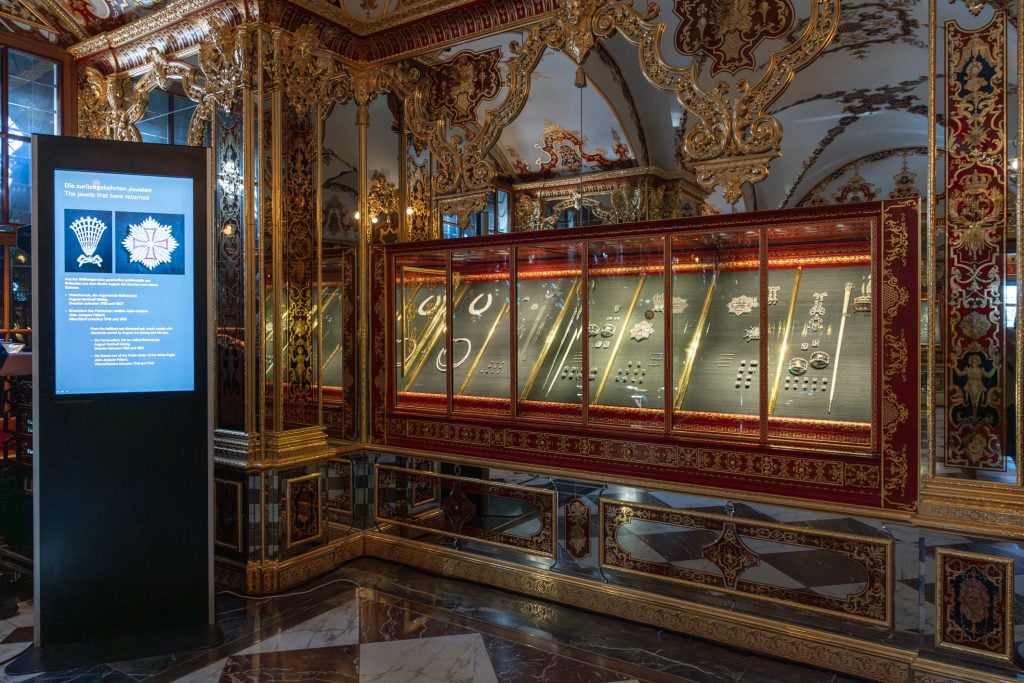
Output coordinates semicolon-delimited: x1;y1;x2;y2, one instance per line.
5;0;1019;213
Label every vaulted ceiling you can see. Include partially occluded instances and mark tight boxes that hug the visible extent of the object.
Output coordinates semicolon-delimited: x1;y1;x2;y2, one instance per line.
2;0;1016;211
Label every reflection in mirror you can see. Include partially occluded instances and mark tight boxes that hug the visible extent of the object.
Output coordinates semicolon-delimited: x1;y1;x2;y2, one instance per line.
321;100;362;440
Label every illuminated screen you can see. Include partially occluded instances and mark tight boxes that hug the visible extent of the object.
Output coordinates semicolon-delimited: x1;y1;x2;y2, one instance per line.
53;169;195;394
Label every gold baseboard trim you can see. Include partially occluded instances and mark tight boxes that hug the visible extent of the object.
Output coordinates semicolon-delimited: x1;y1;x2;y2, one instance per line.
366;445;914;523
362;532;915;682
917;484;1024;540
238;533;365;594
912;658;1017;683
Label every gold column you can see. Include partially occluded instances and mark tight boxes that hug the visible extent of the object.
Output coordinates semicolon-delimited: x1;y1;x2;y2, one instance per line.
358;101;370;443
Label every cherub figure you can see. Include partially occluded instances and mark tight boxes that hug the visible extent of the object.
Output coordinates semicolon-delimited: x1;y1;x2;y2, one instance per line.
953;352;996;413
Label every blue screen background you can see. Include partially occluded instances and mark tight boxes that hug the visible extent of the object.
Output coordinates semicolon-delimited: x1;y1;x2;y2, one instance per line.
54;169;195;394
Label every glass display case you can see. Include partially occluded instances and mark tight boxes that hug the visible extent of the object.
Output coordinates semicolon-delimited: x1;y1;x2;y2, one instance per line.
380;200;919;510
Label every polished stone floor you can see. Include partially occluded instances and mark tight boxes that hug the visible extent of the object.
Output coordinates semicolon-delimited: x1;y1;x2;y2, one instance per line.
0;557;859;681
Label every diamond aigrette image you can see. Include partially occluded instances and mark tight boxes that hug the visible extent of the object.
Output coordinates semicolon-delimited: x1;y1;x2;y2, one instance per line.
65;209;113;273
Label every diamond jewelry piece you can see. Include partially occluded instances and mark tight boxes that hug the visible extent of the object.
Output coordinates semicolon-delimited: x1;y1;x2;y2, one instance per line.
743;326;760;342
600;323;616;338
468;292;493;316
672;297;688;314
435;338;472;372
788;357;809;376
727;295;758;316
588;323;599;337
809;291;828;317
651;293;665;313
630;320;654;341
767;285;780;306
809;351;830;369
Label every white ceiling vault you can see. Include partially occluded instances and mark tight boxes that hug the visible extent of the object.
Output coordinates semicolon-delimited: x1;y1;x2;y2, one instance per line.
4;0;1018;211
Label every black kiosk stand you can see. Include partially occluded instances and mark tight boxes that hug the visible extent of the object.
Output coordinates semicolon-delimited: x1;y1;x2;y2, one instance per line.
9;135;220;673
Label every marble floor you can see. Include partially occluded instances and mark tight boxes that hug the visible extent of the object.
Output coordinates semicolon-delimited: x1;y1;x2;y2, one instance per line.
0;557;858;682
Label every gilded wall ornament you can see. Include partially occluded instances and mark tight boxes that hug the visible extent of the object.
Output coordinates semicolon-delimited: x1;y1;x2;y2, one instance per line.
78;67;148;142
366;171;400;243
673;0;795;76
609;0;837;203
143;18;251;145
426;47;503;126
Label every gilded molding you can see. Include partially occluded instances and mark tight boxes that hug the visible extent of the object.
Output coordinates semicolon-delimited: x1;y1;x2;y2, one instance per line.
242;533;364;594
213;429;262;467
262;426;332;466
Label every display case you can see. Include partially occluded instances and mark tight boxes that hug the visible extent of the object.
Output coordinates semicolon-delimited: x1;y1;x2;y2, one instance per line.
378;200;920;511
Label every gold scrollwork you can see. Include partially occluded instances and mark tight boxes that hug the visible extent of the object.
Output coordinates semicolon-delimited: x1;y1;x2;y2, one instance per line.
602;0;839;203
78;67;149;142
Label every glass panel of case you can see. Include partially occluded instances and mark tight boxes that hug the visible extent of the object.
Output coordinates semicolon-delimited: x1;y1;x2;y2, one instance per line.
516;242;583;419
452;247;511;414
767;220;873;445
394;252;448;409
672;228;761;437
587;236;665;426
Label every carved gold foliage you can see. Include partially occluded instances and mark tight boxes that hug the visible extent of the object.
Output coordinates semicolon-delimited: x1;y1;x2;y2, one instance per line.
406;154;435;241
270;25;349;118
143;18;251;145
515;195;546;231
78;67;148;142
387;29;547;200
367;171;400;243
436;192;488;229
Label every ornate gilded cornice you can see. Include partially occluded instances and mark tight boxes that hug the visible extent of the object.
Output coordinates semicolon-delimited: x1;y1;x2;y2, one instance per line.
69;0;249;75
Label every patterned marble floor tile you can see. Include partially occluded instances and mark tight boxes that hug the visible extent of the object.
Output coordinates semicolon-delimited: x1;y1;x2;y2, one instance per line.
168;657;227;682
479;633;651;683
219;643;359;682
235;599;359;655
358;633;497;683
358;597;474;644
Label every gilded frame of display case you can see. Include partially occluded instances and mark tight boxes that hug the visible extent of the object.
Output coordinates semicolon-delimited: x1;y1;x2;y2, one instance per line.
378;200;919;512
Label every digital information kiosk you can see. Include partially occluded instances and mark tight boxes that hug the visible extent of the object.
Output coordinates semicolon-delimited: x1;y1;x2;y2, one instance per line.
11;135;218;673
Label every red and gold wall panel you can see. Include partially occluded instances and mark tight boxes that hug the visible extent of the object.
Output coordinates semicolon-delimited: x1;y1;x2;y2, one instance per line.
944;14;1009;471
935;549;1015;662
